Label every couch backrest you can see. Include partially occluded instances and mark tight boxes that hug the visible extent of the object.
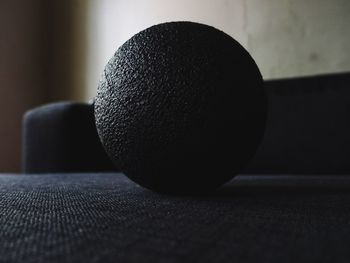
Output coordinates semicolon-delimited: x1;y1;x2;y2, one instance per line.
23;72;350;175
244;72;350;174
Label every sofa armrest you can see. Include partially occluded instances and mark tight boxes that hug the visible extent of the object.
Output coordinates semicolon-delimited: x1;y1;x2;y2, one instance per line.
22;101;117;173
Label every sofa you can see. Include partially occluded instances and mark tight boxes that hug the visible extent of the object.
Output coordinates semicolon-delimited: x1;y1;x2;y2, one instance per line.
1;72;349;262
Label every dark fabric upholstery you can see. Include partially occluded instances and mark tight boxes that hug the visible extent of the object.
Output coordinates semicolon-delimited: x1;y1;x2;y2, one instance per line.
22;102;116;173
1;173;350;263
245;72;350;174
22;73;350;175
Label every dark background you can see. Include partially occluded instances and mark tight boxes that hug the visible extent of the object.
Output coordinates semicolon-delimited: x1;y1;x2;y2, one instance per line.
0;0;87;172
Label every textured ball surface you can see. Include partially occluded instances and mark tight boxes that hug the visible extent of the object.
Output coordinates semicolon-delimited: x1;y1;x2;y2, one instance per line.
95;22;267;193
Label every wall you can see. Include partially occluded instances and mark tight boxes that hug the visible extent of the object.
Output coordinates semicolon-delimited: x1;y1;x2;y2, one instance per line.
46;0;88;102
85;0;350;99
0;0;87;172
0;0;48;172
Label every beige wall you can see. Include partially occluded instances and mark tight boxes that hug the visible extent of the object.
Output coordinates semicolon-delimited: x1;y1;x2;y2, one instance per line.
0;0;87;172
85;0;350;99
0;0;48;172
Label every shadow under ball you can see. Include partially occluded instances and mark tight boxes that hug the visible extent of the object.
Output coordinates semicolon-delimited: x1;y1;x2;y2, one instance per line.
95;21;267;193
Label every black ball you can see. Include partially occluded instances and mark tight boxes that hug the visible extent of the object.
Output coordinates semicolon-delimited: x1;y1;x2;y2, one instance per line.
95;21;267;193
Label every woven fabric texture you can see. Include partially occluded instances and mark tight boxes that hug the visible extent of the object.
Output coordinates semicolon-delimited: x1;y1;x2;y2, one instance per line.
1;173;350;263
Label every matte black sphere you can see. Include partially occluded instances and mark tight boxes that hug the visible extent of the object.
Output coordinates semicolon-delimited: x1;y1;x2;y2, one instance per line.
95;21;267;193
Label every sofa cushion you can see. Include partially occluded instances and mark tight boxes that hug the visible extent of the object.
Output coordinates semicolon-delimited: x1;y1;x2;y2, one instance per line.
1;173;350;262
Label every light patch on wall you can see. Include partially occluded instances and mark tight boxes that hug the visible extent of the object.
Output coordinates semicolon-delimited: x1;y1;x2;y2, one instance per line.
85;0;350;100
246;0;350;79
